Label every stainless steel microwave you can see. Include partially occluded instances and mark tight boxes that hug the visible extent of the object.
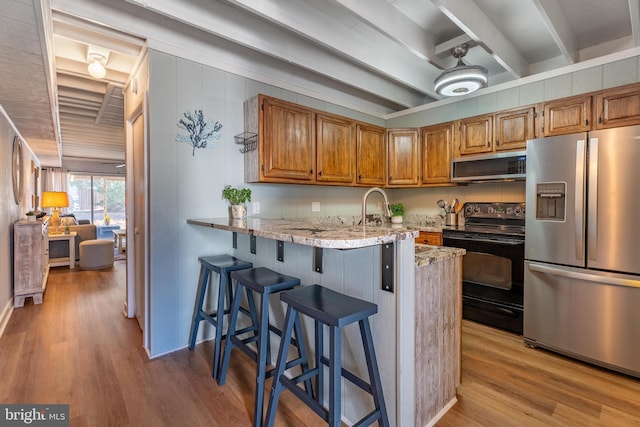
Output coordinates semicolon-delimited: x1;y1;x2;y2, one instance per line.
451;150;526;183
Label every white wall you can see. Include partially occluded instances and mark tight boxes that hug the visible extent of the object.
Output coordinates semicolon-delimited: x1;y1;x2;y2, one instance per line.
0;107;38;334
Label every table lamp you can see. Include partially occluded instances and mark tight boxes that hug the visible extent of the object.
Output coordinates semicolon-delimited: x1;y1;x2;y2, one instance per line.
42;191;69;234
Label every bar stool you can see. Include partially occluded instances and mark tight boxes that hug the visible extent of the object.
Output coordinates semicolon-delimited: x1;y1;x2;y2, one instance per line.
218;267;311;427
188;254;253;380
264;284;389;427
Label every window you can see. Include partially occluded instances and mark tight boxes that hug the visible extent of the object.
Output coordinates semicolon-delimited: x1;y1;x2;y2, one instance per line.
68;174;125;238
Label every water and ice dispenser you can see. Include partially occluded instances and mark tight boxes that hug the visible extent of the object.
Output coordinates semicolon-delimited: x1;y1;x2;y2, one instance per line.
535;182;566;221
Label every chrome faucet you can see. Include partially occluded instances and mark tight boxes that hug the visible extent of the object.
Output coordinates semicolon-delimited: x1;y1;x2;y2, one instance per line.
361;187;392;226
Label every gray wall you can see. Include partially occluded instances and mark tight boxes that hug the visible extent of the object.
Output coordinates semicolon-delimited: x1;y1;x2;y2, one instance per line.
0;108;38;332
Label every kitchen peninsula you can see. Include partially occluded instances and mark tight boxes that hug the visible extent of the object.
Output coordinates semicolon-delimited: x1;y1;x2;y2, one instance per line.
187;217;465;426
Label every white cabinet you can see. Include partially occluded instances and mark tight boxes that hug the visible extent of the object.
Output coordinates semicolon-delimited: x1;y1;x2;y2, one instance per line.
13;219;49;307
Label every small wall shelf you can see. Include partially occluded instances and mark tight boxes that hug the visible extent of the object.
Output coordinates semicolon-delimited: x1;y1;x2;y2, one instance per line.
235;132;257;153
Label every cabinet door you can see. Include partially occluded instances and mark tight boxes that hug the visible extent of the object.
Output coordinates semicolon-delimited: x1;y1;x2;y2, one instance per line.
316;113;355;184
261;97;315;182
542;95;592;136
356;124;387;186
421;122;452;185
595;84;640;129
494;107;534;151
458;115;493;155
387;129;419;186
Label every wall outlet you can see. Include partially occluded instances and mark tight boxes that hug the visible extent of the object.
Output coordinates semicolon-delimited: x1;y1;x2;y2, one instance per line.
312;202;321;212
252;202;260;214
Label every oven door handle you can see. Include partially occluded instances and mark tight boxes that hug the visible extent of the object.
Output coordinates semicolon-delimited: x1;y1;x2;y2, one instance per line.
443;235;523;246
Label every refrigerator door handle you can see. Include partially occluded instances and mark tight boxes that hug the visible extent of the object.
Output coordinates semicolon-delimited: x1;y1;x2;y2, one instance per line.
575;139;585;260
528;262;640;289
588;137;598;261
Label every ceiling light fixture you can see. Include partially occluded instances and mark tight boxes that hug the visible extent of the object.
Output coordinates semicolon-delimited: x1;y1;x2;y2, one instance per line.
434;44;488;97
86;45;110;79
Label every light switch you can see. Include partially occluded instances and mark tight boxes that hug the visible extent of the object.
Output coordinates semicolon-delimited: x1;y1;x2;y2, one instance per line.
252;202;260;214
312;202;321;212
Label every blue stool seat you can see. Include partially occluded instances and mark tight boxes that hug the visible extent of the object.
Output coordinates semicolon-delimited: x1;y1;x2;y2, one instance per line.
265;284;389;427
218;267;310;427
188;254;253;380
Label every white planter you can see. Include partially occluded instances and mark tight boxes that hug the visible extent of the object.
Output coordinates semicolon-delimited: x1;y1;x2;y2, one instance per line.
231;204;247;219
391;215;403;224
26;215;36;222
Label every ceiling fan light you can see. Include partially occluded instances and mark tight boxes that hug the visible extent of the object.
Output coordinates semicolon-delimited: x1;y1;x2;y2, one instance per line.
434;65;488;96
434;44;488;97
87;59;107;79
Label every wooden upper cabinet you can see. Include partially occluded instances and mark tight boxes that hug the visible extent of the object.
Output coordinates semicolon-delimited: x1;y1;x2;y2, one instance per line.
421;122;452;185
356;124;387;186
261;96;315;182
494;107;535;151
458;115;493;155
387;129;419;186
595;84;640;129
542;95;592;136
316;112;355;184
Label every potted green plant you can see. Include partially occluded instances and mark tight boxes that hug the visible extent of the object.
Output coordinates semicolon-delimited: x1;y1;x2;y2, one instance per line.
25;210;36;222
222;185;252;219
389;203;405;224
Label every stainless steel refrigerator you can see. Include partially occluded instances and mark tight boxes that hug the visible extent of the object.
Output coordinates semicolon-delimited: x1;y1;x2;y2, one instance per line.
524;125;640;378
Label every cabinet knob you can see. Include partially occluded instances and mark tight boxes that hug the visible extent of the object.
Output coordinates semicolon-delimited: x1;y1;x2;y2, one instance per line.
599;117;602;124
318;171;323;176
358;174;362;180
309;169;313;175
487;141;490;147
585;119;589;125
496;140;500;146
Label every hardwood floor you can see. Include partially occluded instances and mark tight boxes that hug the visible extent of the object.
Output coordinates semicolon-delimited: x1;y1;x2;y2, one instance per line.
438;321;640;426
2;264;639;426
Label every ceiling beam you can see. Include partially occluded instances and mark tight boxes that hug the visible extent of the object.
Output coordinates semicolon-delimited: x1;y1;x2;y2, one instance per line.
630;0;640;46
207;0;441;98
331;0;447;69
431;0;529;78
530;0;578;64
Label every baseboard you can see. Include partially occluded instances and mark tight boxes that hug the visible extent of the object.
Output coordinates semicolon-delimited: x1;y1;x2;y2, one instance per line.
426;396;458;427
0;298;13;338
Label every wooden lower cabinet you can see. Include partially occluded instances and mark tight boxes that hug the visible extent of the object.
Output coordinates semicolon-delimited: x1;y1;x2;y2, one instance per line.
416;231;442;246
14;219;49;307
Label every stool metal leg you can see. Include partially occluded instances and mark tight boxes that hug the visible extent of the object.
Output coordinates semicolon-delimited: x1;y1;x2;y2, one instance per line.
360;318;389;427
264;304;297;427
315;319;323;405
211;269;229;380
328;326;341;427
253;292;271;427
218;283;245;386
188;265;209;350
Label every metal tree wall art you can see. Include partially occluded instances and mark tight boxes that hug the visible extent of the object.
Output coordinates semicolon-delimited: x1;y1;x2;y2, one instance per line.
176;109;223;156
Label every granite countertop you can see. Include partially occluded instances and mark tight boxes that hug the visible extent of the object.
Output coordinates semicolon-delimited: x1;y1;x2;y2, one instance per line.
187;217;419;249
414;244;466;267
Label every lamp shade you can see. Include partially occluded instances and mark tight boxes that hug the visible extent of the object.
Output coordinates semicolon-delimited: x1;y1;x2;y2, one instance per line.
41;191;69;208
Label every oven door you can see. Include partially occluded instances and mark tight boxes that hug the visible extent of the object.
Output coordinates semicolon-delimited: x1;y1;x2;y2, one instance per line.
443;231;524;334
